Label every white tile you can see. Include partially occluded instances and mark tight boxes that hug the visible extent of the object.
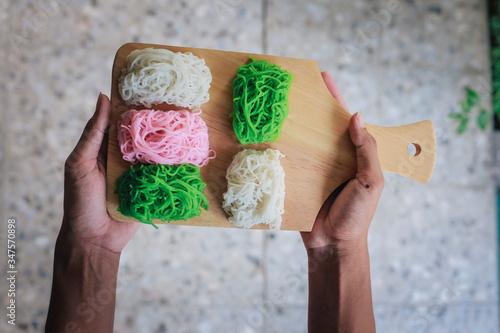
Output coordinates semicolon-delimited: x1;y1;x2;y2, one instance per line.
265;231;308;306
421;0;489;71
4;46;113;232
267;0;382;65
264;306;307;333
138;0;263;53
10;0;263;53
374;184;498;304
380;66;493;186
375;303;499;333
114;304;264;333
118;226;265;307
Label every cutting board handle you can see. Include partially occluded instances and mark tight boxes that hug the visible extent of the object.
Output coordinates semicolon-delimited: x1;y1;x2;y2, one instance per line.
366;120;436;183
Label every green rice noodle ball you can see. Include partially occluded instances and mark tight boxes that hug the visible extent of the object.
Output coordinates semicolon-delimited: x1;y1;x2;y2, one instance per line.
231;58;294;145
115;163;208;228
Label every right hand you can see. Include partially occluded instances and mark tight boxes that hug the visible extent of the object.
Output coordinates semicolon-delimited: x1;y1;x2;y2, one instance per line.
300;72;384;252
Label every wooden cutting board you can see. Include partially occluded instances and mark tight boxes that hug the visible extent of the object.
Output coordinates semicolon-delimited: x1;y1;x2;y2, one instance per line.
106;43;436;231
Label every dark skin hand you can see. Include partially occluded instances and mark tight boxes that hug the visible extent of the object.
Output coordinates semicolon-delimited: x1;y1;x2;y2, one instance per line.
301;72;384;333
61;93;139;253
46;93;140;333
46;75;382;333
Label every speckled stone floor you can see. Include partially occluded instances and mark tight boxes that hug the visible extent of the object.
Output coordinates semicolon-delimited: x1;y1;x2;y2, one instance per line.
1;0;498;332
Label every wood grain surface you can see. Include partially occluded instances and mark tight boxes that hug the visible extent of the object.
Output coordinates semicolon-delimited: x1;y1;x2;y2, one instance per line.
106;43;436;231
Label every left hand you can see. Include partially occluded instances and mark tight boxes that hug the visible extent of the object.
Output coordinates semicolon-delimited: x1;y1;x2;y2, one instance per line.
61;93;140;254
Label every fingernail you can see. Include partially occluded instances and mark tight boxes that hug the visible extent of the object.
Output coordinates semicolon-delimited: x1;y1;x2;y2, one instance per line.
357;111;365;128
96;92;103;111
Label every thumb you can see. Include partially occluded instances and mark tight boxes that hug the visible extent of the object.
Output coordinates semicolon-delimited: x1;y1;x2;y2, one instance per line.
66;93;111;170
348;112;384;190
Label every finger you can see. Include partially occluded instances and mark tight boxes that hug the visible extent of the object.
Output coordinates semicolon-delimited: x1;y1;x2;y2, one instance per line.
315;179;350;222
300;180;350;249
348;112;384;190
321;71;348;111
68;93;111;167
97;128;109;172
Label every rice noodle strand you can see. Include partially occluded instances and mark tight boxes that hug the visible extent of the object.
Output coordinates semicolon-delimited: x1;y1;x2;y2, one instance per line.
115;164;209;227
118;48;212;108
222;149;285;229
231;58;293;144
117;109;215;167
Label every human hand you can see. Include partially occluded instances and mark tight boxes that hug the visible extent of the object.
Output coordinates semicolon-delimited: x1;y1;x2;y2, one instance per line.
300;72;384;252
61;93;140;254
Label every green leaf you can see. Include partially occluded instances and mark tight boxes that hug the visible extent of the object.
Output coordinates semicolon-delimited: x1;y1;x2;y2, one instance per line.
493;100;500;117
466;88;480;107
448;113;462;120
477;109;490;131
493;90;500;113
456;116;469;134
492;16;500;30
460;100;471;113
492;98;500;107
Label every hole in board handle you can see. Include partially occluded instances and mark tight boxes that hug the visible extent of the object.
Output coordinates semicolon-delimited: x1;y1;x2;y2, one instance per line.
408;143;421;157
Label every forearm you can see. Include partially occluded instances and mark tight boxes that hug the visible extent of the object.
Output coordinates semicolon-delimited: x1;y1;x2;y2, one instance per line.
46;225;120;333
306;240;375;333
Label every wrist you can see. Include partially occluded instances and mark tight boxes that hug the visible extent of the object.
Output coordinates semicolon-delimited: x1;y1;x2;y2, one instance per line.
48;221;120;333
55;222;121;266
306;238;368;263
305;237;375;333
52;225;121;299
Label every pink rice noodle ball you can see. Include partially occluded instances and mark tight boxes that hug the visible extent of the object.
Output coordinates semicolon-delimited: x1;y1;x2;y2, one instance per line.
117;108;215;167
